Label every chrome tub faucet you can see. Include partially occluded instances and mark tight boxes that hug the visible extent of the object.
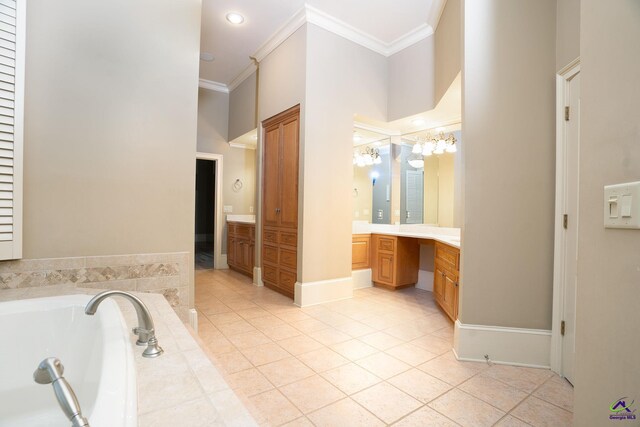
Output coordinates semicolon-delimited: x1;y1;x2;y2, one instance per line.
34;357;90;427
85;290;164;358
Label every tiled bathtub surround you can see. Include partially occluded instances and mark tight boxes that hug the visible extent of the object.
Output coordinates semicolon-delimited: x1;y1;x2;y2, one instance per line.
0;252;189;314
0;287;256;426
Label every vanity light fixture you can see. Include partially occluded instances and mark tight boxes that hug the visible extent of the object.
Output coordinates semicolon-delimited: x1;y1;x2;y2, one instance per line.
226;12;245;24
353;146;381;167
411;132;457;158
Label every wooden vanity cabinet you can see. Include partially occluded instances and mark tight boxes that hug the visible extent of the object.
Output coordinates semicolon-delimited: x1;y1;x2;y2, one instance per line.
371;234;419;289
227;222;255;278
433;242;460;321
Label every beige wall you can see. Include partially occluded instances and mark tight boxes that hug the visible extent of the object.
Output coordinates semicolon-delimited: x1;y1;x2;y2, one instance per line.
23;0;201;261
435;0;461;104
556;0;580;71
460;0;556;329
228;71;257;141
574;1;640;422
387;37;435;121
197;89;256;216
302;24;387;283
197;88;256;255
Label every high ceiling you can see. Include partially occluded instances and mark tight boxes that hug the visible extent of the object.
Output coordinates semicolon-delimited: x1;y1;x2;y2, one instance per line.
200;0;446;86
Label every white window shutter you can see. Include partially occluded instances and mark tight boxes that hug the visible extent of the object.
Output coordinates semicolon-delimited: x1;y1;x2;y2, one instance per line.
0;0;22;260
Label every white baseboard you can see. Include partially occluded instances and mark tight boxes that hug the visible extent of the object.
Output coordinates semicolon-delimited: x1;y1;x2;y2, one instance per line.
294;276;353;307
217;254;228;270
253;267;264;287
416;269;434;292
454;320;552;368
189;308;198;332
352;269;372;289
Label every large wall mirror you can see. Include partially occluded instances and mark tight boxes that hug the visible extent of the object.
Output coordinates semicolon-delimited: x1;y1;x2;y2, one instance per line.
352;128;392;224
400;128;461;227
353;124;462;228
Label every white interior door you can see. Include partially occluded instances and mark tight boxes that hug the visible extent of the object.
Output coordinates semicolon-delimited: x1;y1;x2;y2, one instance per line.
561;71;580;384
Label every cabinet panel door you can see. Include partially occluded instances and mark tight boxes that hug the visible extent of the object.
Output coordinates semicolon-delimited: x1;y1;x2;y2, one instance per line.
433;263;445;300
228;237;236;266
263;124;281;227
443;272;456;319
279;116;299;229
351;236;371;270
377;252;394;284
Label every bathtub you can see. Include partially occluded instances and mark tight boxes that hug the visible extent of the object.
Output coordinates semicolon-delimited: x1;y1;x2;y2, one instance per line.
0;295;137;427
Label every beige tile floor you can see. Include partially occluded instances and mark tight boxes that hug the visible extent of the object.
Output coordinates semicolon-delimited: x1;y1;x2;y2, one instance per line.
195;269;573;427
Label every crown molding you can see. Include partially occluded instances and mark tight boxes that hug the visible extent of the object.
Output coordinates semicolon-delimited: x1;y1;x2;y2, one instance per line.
386;24;434;56
199;79;229;93
253;7;307;62
305;5;390;55
225;4;439;85
228;62;258;92
305;5;433;57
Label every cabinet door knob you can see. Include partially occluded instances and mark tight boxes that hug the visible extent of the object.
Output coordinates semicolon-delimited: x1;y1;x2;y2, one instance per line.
454;281;459;287
275;208;281;214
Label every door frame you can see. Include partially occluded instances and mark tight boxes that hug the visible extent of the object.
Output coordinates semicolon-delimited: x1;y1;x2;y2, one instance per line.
195;152;225;270
550;58;580;375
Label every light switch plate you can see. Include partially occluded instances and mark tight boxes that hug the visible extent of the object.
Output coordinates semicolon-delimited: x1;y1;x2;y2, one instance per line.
604;181;640;229
223;205;233;213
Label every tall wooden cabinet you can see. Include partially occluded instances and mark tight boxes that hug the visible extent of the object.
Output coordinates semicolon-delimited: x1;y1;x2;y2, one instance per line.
261;105;300;298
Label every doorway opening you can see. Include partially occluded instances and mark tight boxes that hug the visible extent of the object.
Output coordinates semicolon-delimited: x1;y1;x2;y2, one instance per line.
194;153;224;272
195;159;216;270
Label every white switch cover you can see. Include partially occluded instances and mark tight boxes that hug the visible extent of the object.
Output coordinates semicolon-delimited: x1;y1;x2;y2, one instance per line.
604;181;640;229
223;205;233;213
249;206;254;213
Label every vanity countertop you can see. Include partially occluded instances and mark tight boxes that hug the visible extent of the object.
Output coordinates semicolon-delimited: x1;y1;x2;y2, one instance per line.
226;214;256;224
353;223;461;249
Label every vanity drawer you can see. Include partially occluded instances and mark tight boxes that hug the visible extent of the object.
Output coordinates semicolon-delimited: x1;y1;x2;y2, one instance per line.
236;224;253;238
435;242;459;269
263;229;278;244
263;265;278;283
280;231;297;247
377;236;396;252
263;246;278;264
280;248;297;269
280;270;297;288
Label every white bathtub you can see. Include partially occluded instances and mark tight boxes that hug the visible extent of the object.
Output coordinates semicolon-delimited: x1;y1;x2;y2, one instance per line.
0;295;137;427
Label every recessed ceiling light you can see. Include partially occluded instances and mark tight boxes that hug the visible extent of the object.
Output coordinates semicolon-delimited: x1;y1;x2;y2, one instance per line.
199;52;215;62
436;127;445;132
353;134;362;142
226;12;244;25
411;118;425;127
